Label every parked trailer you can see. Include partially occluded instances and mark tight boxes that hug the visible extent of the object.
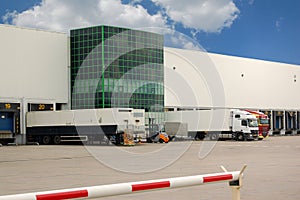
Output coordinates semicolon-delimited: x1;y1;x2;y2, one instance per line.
165;109;259;141
26;108;145;145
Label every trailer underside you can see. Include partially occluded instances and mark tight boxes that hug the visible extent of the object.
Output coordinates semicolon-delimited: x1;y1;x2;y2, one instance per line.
26;125;119;145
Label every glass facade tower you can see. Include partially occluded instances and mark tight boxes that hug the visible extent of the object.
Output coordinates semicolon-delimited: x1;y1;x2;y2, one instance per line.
70;25;164;125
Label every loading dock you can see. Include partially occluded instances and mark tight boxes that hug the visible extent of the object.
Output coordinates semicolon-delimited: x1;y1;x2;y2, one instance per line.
272;111;285;135
296;111;300;134
0;103;20;144
0;112;14;133
285;111;297;134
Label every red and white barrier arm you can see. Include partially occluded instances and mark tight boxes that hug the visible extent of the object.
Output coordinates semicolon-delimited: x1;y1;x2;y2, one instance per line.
0;171;241;200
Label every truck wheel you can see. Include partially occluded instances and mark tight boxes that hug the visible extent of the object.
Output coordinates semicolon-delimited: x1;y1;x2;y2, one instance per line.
236;133;245;141
194;133;204;141
159;138;164;143
53;136;61;145
42;136;51;145
209;133;218;141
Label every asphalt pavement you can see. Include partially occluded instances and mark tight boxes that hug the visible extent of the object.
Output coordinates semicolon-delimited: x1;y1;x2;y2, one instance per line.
0;136;300;200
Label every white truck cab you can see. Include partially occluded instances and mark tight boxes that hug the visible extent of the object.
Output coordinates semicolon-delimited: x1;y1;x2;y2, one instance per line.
231;109;259;140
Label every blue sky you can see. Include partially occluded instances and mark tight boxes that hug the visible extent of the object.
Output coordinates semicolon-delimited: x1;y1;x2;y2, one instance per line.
0;0;299;65
199;0;300;65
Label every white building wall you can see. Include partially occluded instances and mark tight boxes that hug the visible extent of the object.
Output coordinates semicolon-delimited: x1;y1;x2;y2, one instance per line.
164;47;220;108
0;25;68;143
164;47;300;110
209;53;300;110
0;25;68;102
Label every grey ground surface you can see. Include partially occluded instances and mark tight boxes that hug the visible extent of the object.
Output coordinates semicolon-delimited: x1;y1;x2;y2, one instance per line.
1;136;300;199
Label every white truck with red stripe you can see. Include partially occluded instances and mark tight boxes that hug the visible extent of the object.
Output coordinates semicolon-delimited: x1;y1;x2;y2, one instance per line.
244;110;270;139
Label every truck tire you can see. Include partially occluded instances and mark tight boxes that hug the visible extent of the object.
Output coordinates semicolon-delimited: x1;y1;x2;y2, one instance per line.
194;132;205;141
53;135;61;145
209;133;218;141
42;136;51;145
159;138;164;143
236;133;245;141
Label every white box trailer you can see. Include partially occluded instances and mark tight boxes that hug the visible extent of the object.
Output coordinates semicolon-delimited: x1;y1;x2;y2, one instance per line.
26;108;145;145
165;109;259;141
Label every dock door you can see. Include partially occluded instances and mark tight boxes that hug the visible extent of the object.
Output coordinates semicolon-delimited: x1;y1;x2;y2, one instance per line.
285;111;297;134
0;103;20;144
297;111;300;134
0;112;14;132
272;111;284;135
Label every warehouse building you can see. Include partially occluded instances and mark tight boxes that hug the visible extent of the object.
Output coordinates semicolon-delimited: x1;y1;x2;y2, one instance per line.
0;25;68;144
0;24;299;144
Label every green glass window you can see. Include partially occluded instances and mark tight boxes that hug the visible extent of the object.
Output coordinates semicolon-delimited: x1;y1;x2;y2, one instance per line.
71;25;164;123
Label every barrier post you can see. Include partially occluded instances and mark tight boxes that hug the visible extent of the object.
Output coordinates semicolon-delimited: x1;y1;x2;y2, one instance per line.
0;166;247;200
222;165;247;200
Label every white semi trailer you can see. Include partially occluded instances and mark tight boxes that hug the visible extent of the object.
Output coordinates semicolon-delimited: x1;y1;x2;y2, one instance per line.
165;109;259;141
26;108;145;145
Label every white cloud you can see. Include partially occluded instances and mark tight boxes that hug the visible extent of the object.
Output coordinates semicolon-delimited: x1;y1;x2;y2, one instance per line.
275;17;284;31
3;0;167;33
152;0;240;32
165;31;204;50
248;0;255;5
2;0;240;35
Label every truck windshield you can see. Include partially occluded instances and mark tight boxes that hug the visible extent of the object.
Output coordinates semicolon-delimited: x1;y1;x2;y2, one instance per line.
260;118;269;125
248;119;258;127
